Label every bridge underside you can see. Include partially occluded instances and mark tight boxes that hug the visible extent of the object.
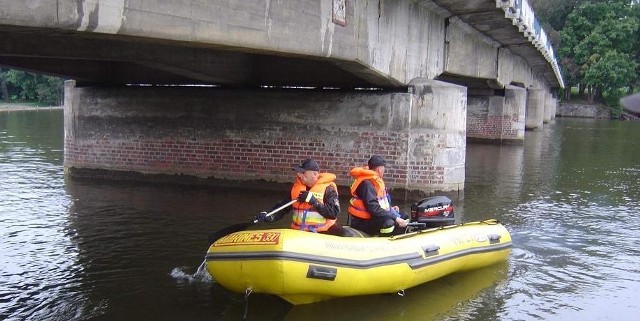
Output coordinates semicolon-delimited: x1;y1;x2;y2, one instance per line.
0;0;562;90
1;0;561;196
0;25;401;89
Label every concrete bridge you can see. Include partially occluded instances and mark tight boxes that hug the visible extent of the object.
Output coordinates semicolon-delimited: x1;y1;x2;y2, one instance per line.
0;0;563;196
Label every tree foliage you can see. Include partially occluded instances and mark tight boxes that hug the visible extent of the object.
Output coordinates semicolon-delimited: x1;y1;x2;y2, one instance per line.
529;0;584;31
529;0;585;48
558;0;639;107
0;69;64;105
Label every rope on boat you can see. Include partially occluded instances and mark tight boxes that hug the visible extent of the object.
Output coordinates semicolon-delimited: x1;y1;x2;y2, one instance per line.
241;288;252;321
195;259;206;275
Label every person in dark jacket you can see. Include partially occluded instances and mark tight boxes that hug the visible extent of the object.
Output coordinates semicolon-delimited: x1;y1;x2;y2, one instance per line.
347;155;409;236
256;158;348;236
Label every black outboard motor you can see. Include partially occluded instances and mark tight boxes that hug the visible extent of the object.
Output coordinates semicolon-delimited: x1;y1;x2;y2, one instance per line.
410;196;455;228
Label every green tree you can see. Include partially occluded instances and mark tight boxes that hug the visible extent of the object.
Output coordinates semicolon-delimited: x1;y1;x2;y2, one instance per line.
0;68;9;102
632;2;640;93
559;0;639;104
0;69;64;105
529;0;584;48
584;50;637;115
530;0;583;31
530;0;594;99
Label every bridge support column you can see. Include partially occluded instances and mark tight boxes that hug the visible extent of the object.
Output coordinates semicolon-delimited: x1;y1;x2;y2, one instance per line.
505;86;527;140
466;85;525;143
64;79;466;197
406;79;467;196
543;91;553;123
526;88;545;130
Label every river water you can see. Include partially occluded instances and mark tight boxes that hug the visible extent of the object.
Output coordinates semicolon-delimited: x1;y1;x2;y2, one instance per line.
1;110;639;321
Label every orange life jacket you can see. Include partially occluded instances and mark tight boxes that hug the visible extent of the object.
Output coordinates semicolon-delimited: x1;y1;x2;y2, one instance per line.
290;173;338;232
348;167;391;219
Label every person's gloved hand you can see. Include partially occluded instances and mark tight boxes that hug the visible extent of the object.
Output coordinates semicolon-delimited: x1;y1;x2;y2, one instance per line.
255;211;275;223
297;191;318;207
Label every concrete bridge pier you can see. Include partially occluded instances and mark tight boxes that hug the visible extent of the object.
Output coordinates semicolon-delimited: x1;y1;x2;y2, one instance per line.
466;85;526;143
504;86;527;141
550;97;558;120
64;79;467;197
526;88;545;130
543;91;553;123
405;79;467;196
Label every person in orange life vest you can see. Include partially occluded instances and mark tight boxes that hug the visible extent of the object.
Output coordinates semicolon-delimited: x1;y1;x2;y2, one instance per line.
348;155;409;236
256;158;348;236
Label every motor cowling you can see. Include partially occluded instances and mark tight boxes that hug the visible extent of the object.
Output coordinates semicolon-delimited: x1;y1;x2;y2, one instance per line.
410;196;455;228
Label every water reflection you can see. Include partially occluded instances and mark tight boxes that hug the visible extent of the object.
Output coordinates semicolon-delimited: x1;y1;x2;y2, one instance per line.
0;111;82;320
63;180;242;320
282;264;509;321
460;119;640;320
2;111;640;321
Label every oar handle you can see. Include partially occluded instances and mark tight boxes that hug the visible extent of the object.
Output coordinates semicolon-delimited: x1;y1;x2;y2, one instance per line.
253;199;297;223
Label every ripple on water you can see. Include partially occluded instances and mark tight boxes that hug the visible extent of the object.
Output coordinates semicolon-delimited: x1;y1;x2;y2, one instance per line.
0;144;88;319
4;114;640;321
501;189;640;320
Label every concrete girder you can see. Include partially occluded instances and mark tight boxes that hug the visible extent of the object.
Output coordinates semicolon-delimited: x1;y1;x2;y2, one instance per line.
0;0;562;90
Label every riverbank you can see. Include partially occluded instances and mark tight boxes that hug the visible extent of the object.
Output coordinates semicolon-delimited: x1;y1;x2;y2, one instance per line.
557;101;611;119
0;103;63;112
558;100;640;121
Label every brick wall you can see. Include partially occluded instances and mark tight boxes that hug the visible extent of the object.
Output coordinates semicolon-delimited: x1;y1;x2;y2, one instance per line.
65;130;414;187
467;93;523;142
467;115;519;140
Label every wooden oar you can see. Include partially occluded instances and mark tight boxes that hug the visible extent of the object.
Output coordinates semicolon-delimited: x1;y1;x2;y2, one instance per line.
207;199;296;244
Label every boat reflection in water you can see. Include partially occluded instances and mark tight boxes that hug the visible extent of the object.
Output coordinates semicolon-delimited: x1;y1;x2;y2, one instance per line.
283;262;509;321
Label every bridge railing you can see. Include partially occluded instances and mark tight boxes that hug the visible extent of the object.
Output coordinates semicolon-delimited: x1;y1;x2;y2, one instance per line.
496;0;565;88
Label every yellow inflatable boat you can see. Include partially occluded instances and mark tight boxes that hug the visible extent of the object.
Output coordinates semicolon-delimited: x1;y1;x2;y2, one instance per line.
205;219;511;305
